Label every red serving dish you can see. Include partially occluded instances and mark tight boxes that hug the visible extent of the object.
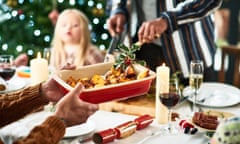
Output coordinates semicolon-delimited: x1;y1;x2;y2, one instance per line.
53;62;156;104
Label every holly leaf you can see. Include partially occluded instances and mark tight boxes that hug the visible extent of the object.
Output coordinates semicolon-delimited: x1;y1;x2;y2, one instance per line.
114;43;146;71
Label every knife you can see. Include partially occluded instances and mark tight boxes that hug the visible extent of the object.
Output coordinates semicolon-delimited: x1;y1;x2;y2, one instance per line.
104;34;120;62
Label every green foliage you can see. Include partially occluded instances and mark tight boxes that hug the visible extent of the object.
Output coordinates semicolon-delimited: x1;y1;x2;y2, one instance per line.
114;43;146;70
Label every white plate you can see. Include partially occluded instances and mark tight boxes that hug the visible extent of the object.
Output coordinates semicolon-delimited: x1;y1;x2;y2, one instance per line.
0;77;26;93
183;82;240;107
24;111;95;138
0;111;95;138
64;120;95;138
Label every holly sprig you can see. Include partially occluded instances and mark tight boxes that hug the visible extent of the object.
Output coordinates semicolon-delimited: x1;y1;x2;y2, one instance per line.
114;43;146;70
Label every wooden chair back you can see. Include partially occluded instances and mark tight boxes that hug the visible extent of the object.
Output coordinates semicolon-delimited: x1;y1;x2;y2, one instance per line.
218;45;240;87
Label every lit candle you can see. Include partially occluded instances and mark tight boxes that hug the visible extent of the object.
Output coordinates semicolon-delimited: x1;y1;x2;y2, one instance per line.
30;52;49;85
155;63;170;124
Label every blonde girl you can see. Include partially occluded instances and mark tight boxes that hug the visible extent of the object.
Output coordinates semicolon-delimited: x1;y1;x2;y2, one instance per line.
50;9;104;70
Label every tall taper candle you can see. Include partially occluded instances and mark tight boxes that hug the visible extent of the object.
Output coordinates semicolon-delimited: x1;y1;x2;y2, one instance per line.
155;63;169;124
30;52;49;85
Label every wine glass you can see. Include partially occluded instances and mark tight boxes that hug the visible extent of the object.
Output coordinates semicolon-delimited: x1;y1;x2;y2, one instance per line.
43;48;51;63
0;55;16;85
159;78;180;134
189;60;204;114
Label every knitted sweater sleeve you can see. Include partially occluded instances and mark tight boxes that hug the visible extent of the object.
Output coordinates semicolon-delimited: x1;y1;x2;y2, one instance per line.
0;84;49;128
13;116;66;144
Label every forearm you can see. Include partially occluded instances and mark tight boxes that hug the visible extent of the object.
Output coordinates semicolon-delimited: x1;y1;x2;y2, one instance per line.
110;0;128;20
161;0;222;32
0;84;49;128
13;116;66;144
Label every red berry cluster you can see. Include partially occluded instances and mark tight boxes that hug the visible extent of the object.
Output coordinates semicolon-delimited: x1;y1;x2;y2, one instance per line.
124;57;132;66
179;120;198;134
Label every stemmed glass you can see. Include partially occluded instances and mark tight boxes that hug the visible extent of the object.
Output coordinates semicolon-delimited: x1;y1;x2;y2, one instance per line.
159;78;180;134
0;55;16;85
189;60;204;113
43;48;51;63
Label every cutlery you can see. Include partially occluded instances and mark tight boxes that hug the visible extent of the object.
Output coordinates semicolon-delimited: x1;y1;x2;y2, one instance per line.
196;93;214;103
104;34;120;62
179;95;190;103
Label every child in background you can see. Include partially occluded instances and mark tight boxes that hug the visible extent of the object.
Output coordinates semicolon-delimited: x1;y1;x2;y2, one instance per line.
14;53;28;67
50;9;104;70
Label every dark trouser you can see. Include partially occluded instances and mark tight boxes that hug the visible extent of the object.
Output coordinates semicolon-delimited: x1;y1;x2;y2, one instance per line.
135;42;217;86
135;43;165;71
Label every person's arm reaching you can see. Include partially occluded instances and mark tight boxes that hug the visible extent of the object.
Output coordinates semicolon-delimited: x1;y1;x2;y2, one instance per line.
12;83;98;144
107;0;128;37
138;0;222;43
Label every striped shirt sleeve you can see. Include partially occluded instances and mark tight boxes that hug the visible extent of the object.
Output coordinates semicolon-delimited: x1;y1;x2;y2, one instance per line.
161;0;222;33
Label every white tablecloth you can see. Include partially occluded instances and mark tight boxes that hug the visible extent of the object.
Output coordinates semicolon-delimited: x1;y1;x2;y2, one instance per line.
1;102;240;144
1;69;240;144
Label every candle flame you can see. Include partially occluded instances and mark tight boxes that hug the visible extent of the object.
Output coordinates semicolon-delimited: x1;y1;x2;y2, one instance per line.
37;52;41;59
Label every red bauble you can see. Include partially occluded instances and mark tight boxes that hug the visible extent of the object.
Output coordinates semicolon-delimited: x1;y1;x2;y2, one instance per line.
18;9;23;15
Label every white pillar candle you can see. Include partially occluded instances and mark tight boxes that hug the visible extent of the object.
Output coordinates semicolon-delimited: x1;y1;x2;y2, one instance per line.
30;52;49;85
155;63;169;124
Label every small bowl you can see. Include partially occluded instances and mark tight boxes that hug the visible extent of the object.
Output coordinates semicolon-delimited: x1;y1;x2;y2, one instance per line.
53;62;156;104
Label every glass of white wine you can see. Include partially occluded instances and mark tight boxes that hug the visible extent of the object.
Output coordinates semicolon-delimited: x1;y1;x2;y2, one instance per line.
189;60;204;113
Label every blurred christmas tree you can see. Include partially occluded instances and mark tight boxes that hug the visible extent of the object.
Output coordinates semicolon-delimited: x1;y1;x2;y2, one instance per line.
0;0;110;62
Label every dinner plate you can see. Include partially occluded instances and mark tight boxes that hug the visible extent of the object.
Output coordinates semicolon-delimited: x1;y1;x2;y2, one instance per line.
183;82;240;107
0;76;27;93
7;111;95;139
64;120;95;138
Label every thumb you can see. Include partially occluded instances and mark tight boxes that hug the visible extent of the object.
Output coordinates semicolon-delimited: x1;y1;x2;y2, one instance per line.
116;18;124;33
68;83;83;99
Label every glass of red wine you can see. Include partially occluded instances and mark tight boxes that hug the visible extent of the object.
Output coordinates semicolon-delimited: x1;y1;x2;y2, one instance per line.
0;55;16;85
159;78;180;134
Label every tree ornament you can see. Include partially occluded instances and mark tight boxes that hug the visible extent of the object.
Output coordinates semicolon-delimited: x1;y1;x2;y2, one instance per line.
17;9;23;15
7;0;17;8
92;7;98;16
92;8;104;17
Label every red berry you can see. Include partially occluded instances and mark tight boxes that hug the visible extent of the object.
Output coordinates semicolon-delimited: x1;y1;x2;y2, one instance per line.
124;58;132;65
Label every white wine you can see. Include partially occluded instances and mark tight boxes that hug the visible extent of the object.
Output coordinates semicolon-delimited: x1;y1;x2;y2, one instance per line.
189;74;203;90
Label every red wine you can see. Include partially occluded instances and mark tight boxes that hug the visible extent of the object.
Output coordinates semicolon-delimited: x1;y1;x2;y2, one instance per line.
159;92;180;108
0;68;16;80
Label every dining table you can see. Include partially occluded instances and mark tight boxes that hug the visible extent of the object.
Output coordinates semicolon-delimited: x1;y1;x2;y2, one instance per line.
1;103;240;144
1;66;240;144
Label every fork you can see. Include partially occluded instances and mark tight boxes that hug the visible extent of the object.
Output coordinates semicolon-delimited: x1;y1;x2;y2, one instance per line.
196;93;214;103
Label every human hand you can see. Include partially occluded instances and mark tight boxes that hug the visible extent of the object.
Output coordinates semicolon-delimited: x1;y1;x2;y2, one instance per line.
60;63;76;70
138;17;168;44
54;83;99;127
14;53;28;67
107;14;126;37
41;78;66;102
41;63;76;103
